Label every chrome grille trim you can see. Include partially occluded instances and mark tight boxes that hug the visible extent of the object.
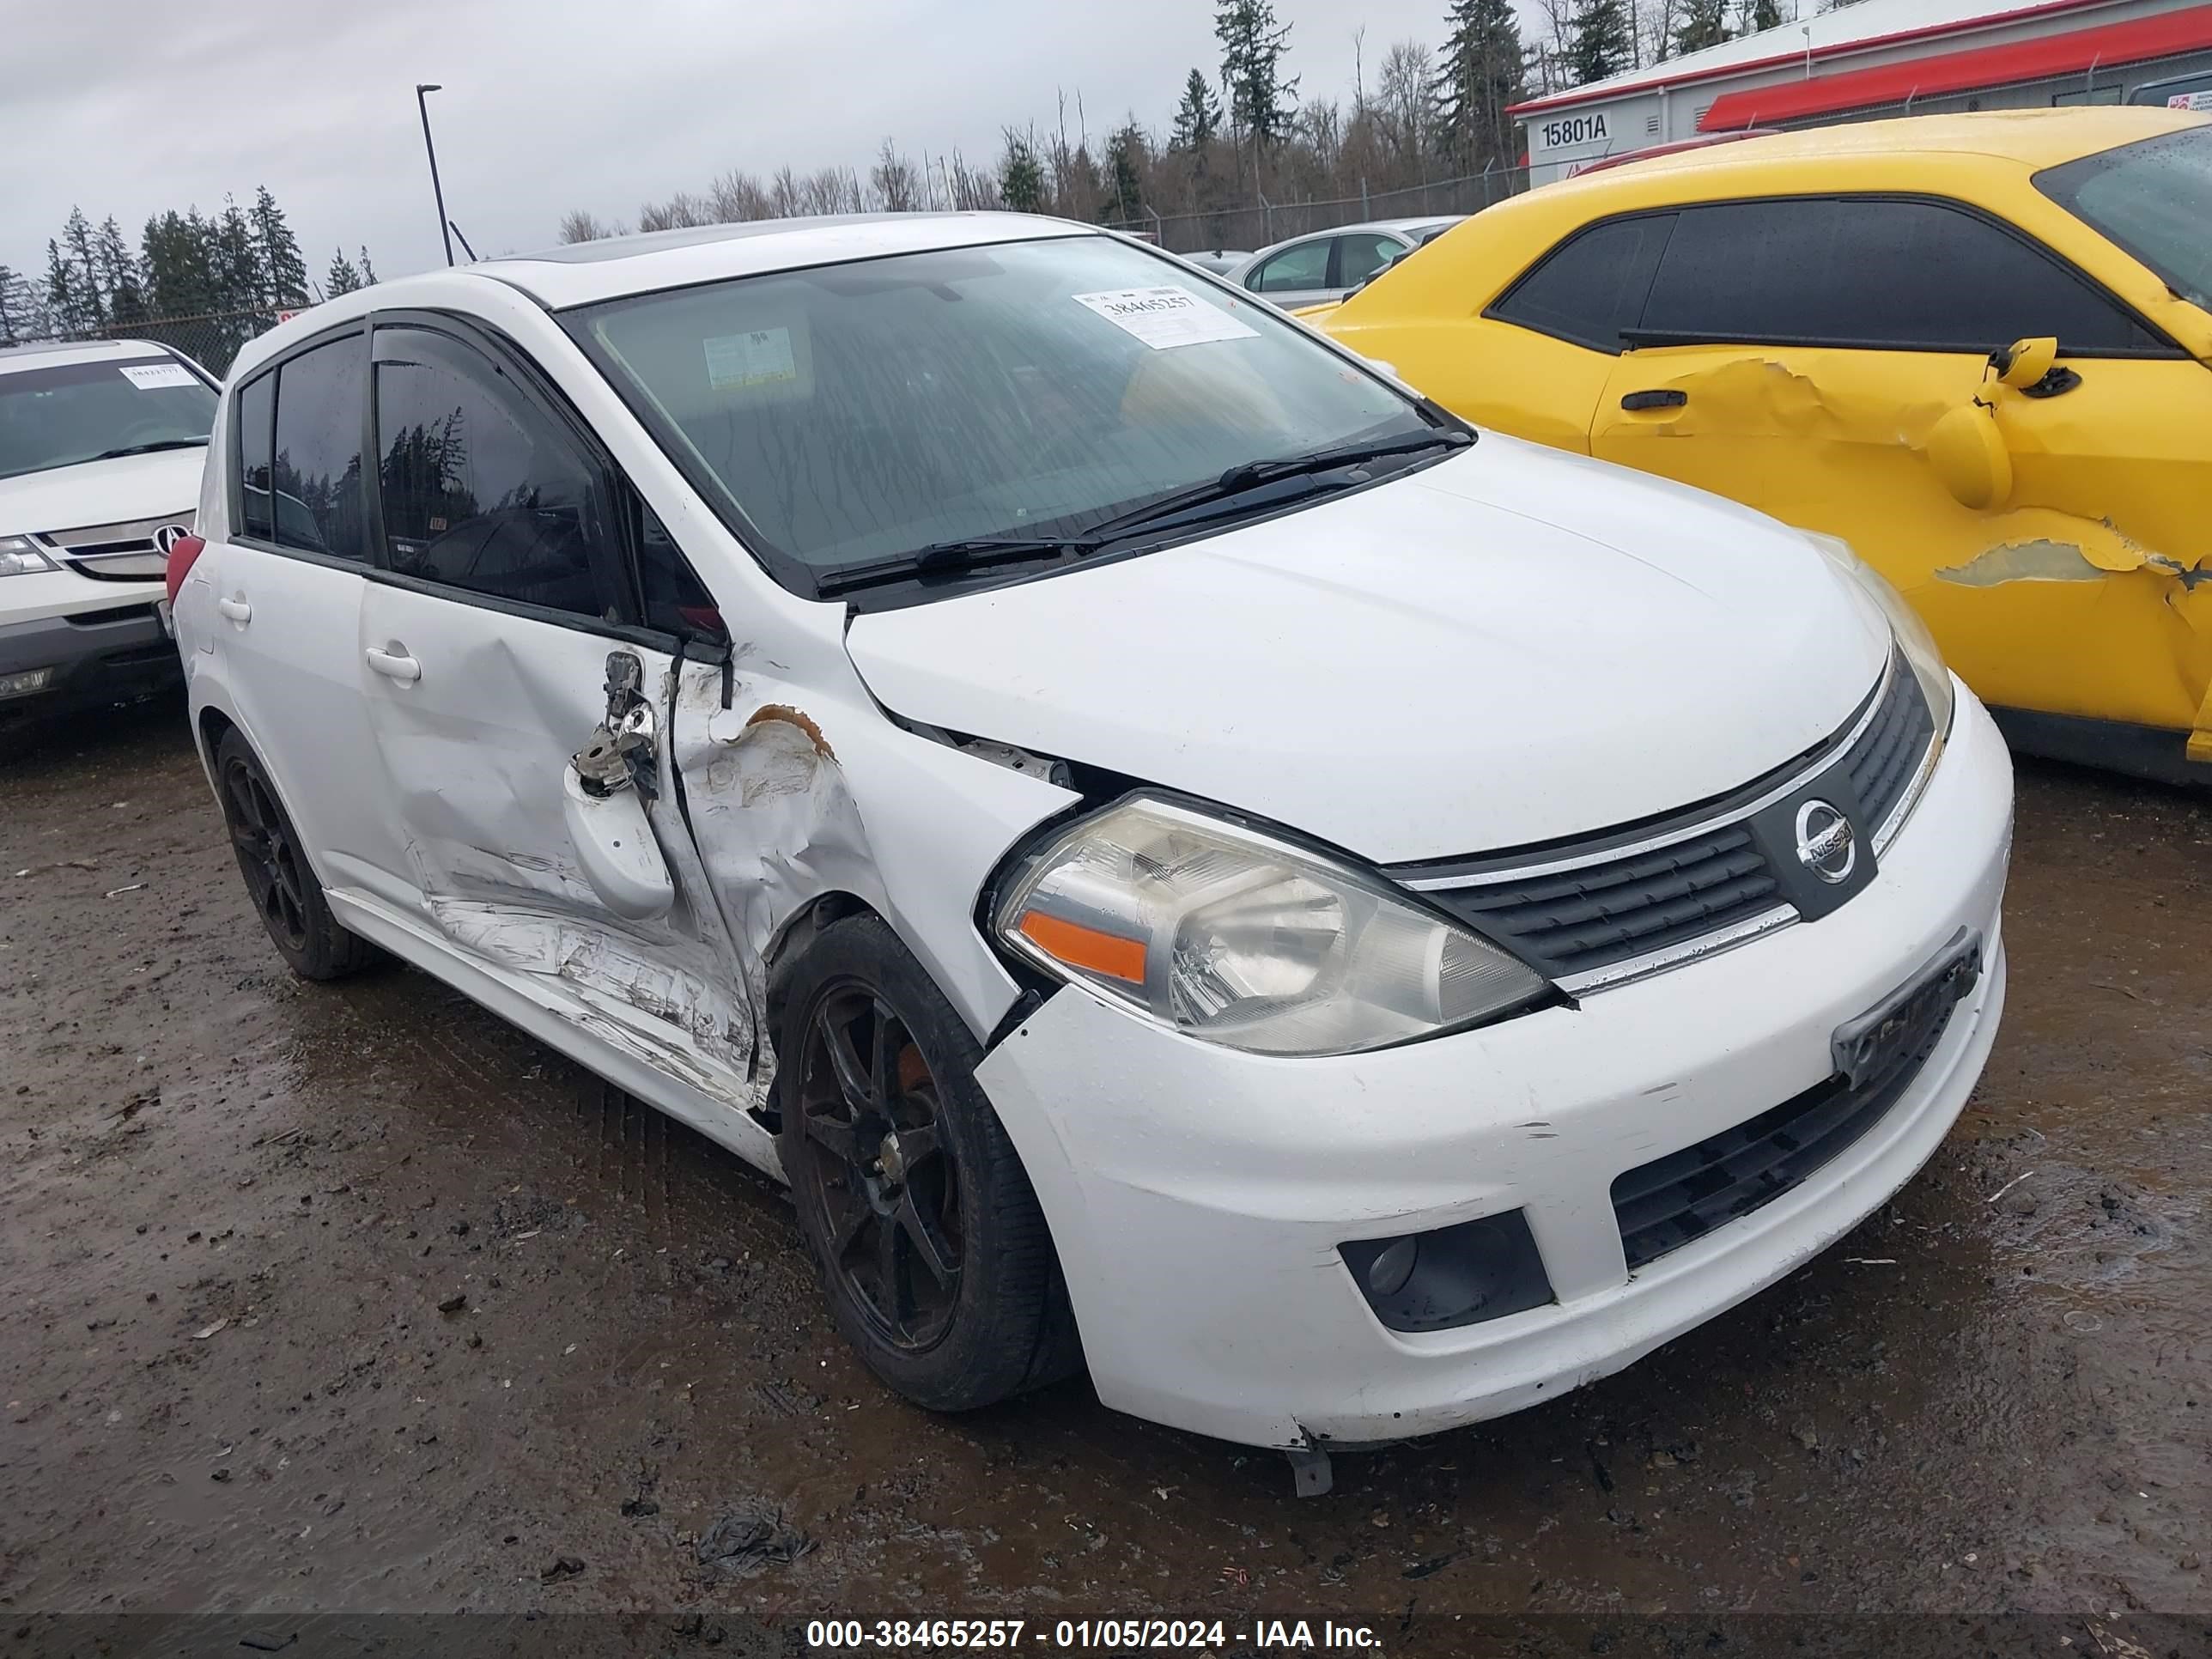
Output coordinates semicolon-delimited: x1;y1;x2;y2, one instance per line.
1401;651;1944;997
1403;654;1900;893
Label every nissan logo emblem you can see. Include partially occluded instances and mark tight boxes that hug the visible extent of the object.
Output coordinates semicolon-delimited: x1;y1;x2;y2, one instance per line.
152;523;192;555
1794;799;1856;885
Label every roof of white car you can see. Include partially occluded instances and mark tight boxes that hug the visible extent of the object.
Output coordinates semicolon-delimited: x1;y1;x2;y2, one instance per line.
469;212;1099;310
0;337;184;374
1237;217;1465;266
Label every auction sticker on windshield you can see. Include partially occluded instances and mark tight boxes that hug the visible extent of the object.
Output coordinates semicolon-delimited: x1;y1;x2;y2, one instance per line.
1074;287;1259;349
705;327;799;390
118;363;198;391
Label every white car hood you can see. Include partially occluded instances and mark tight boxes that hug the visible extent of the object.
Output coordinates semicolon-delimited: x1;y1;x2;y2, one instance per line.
844;437;1892;864
0;448;207;537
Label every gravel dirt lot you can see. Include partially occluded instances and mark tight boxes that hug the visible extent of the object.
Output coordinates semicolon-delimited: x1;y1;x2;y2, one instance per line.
2;702;2205;1657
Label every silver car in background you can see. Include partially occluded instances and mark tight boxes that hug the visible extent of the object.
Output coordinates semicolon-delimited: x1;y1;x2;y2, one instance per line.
1230;217;1464;308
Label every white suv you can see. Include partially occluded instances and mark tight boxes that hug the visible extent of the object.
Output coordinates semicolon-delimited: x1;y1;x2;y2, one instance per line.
171;216;2012;1493
1;338;215;715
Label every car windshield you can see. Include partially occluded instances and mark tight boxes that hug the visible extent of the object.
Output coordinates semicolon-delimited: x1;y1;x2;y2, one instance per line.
0;355;216;482
2037;125;2212;313
565;234;1427;587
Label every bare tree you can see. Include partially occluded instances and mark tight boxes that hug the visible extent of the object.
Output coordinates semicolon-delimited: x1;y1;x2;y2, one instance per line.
872;140;922;211
556;209;621;245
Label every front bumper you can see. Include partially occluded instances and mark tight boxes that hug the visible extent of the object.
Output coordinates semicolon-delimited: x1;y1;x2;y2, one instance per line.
0;600;181;717
975;687;2014;1449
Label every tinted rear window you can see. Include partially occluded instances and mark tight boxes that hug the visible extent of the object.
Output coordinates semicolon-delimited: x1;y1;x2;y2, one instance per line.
1491;215;1675;352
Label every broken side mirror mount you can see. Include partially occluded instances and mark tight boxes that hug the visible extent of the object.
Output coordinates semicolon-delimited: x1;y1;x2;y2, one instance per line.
1990;336;2059;391
1927;336;2060;512
562;649;674;921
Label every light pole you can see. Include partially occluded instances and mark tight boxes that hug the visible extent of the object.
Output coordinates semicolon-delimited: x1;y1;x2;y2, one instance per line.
415;83;455;268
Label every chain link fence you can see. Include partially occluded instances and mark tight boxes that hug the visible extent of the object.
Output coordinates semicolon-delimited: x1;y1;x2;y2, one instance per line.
1106;166;1534;256
7;307;291;378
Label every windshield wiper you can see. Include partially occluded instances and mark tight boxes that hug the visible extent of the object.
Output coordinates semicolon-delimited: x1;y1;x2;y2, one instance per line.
87;438;209;462
815;536;1093;596
1081;428;1473;544
811;428;1472;598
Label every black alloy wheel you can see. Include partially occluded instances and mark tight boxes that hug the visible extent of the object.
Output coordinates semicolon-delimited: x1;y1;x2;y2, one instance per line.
223;751;311;956
788;983;965;1352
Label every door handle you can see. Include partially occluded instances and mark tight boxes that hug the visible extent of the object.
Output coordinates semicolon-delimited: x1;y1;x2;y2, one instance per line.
1621;389;1688;411
365;646;422;683
216;595;252;623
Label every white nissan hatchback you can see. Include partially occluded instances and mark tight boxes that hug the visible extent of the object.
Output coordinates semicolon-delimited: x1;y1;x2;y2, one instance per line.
172;216;2011;1493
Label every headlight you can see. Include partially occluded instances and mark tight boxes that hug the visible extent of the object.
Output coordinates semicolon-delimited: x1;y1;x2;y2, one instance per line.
1806;532;1954;736
993;795;1548;1056
0;536;58;577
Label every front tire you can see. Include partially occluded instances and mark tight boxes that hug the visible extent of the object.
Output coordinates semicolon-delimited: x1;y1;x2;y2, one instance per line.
213;728;378;982
775;914;1078;1412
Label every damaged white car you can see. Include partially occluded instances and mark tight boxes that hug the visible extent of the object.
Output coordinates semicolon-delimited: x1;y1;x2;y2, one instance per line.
170;215;2012;1493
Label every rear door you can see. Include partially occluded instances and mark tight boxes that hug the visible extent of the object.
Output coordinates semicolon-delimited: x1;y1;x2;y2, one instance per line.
355;317;764;1115
1588;194;2209;734
205;331;413;910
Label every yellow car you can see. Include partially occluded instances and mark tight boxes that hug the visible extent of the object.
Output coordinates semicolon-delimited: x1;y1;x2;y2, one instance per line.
1318;110;2212;783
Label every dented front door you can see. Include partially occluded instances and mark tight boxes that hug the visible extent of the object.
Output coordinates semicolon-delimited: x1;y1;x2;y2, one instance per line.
356;581;761;1104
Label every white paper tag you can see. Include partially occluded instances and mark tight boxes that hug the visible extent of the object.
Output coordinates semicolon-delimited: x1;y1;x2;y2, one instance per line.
118;362;198;391
703;328;798;390
1073;286;1260;349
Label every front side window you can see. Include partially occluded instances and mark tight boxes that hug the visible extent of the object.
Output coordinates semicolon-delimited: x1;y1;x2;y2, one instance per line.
0;353;216;483
373;328;615;621
1638;197;2160;355
271;336;368;561
1250;239;1333;293
2038;125;2212;313
568;235;1425;591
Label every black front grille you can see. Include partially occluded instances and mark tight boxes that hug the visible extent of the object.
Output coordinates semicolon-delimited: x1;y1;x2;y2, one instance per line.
1609;957;1965;1270
1437;824;1781;979
1850;663;1936;830
1407;659;1932;981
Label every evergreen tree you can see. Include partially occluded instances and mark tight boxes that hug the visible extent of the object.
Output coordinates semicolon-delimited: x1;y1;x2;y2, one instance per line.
141;210;218;319
1437;0;1528;167
248;185;308;308
326;248;364;296
0;264;38;345
46;235;100;336
1216;0;1299;149
56;208;105;331
213;198;261;314
357;246;378;285
1169;69;1223;150
1674;0;1732;53
1104;122;1147;221
94;216;149;328
998;131;1048;212
1737;0;1785;32
1565;0;1635;85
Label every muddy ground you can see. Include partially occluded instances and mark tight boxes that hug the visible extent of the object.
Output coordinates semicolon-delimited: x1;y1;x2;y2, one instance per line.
1;702;2205;1656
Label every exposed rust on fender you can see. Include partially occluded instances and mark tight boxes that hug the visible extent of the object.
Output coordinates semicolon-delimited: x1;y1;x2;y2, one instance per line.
744;703;835;760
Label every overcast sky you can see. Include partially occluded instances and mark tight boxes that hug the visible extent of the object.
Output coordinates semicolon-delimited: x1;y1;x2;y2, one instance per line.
4;0;1528;293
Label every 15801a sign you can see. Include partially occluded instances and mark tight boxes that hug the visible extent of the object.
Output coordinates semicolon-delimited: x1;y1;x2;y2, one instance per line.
1538;112;1610;151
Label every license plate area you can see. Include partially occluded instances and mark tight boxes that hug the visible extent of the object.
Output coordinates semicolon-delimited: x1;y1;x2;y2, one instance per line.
1831;927;1983;1090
